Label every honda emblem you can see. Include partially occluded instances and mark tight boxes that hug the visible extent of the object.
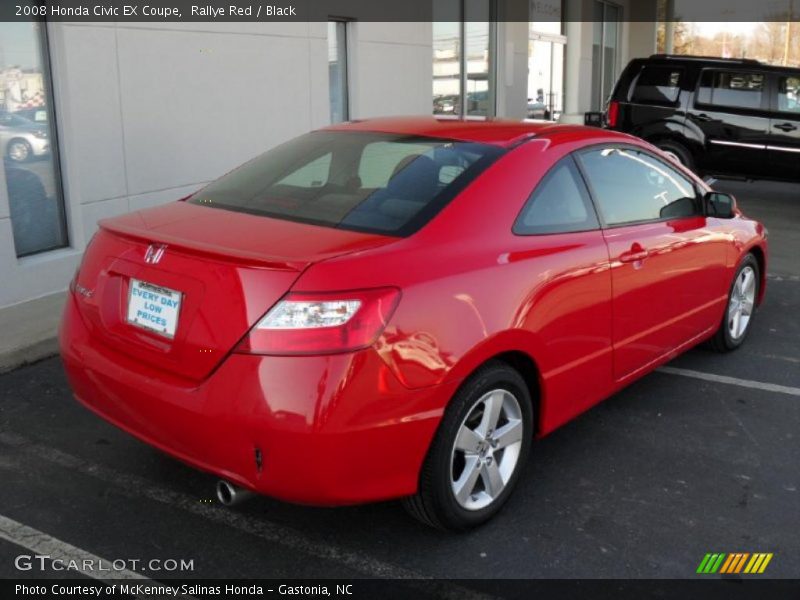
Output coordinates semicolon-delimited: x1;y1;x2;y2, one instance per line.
144;243;167;264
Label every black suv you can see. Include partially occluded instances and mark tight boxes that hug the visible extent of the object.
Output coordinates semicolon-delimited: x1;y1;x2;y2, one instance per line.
605;54;800;181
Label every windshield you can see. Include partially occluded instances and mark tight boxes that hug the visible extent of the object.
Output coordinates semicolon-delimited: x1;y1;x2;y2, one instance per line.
188;131;504;236
0;114;33;128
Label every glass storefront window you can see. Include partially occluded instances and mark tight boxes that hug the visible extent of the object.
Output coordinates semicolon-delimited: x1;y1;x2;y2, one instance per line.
433;1;495;118
328;20;349;124
528;2;565;122
591;0;622;111
0;22;67;257
527;35;565;121
433;22;461;116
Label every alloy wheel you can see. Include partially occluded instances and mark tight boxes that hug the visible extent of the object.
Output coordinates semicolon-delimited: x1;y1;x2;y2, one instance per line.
728;265;756;340
8;141;29;162
450;388;523;511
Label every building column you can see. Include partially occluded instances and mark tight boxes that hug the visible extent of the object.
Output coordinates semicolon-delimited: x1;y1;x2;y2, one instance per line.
494;20;530;119
664;0;675;54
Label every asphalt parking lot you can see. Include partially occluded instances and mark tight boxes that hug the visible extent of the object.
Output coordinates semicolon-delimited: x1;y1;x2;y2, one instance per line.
0;179;798;590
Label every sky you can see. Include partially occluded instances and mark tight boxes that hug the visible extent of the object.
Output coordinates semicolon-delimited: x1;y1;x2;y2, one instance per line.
0;23;41;71
693;23;761;37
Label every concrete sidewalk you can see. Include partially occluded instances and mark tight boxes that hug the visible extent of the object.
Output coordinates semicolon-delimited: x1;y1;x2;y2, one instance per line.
0;291;65;373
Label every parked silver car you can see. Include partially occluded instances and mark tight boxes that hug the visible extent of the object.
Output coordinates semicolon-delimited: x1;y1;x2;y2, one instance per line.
0;113;50;162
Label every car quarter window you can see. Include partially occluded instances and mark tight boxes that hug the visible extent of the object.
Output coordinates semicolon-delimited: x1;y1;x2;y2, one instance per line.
577;147;700;226
513;157;599;235
777;75;800;114
696;69;764;110
630;66;684;104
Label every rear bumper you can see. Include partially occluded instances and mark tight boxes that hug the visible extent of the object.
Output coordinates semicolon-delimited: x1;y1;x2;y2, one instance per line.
59;292;455;505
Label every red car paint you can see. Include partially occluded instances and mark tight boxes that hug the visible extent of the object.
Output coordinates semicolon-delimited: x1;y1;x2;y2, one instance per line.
59;118;767;505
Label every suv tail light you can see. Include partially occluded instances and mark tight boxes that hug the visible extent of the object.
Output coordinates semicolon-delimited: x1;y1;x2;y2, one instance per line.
606;101;620;128
236;288;400;355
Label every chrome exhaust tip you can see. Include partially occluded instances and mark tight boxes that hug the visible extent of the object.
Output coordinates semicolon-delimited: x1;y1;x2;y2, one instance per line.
216;480;255;507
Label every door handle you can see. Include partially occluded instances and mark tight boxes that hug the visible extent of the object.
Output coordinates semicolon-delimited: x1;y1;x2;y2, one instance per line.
694;113;713;122
619;244;650;263
773;122;797;132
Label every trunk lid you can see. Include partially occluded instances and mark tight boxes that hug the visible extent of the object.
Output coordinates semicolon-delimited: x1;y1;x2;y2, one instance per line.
72;202;396;381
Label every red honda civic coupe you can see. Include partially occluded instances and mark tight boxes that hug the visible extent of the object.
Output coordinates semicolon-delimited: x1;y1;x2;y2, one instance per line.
60;117;767;530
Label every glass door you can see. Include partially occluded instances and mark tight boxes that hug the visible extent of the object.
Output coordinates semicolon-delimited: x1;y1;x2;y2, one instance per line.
591;0;621;111
432;0;496;119
527;33;565;121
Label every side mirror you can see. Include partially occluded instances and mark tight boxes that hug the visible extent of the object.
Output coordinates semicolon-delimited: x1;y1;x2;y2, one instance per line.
704;192;736;219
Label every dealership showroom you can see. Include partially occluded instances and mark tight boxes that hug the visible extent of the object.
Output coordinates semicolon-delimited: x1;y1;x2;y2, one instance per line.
0;0;799;596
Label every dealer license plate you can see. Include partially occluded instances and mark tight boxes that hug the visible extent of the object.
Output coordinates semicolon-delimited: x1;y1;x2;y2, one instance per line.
126;279;182;338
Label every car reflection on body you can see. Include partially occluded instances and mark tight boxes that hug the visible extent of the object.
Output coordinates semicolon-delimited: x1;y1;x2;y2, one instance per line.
60;117;768;530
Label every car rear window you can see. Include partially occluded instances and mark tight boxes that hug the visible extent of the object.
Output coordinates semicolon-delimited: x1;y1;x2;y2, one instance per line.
696;70;764;110
189;131;503;236
631;66;683;104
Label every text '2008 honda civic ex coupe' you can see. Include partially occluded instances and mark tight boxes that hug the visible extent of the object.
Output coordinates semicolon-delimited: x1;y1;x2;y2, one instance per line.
60;117;767;530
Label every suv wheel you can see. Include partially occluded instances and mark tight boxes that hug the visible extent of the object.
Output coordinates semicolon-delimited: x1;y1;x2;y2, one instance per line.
656;141;694;172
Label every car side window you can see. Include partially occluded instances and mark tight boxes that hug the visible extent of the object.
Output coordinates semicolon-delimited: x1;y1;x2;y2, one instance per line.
577;147;700;226
513;157;599;235
777;76;800;114
696;70;764;110
631;66;683;105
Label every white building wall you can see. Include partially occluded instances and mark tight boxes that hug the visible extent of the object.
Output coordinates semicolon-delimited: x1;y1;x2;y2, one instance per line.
0;21;433;310
0;11;658;314
349;22;433;118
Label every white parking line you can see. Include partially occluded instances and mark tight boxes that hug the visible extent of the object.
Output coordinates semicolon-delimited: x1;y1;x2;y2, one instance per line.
0;431;496;600
0;513;149;580
766;273;800;282
658;366;800;397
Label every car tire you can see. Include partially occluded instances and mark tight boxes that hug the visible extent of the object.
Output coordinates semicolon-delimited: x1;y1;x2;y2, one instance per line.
402;360;533;531
708;254;760;352
7;139;32;162
656;141;694;172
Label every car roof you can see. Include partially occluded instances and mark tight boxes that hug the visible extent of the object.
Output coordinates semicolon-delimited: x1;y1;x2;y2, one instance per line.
639;54;800;75
321;116;634;147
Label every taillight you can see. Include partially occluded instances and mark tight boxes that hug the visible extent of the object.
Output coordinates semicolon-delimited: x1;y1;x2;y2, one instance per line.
606;101;620;128
236;288;401;355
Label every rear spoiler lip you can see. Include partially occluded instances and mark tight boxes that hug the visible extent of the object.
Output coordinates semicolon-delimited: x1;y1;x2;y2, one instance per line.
98;220;305;272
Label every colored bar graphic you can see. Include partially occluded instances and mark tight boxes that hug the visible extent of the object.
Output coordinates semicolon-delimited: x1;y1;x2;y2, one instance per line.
734;553;750;573
701;553;725;573
701;552;774;575
744;554;760;573
719;553;735;573
758;553;773;573
721;553;739;573
697;554;713;574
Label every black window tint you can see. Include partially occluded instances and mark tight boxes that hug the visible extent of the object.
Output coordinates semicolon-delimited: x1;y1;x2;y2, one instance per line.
513;158;598;235
696;70;764;110
631;66;683;104
188;131;503;236
578;147;699;226
777;76;800;114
